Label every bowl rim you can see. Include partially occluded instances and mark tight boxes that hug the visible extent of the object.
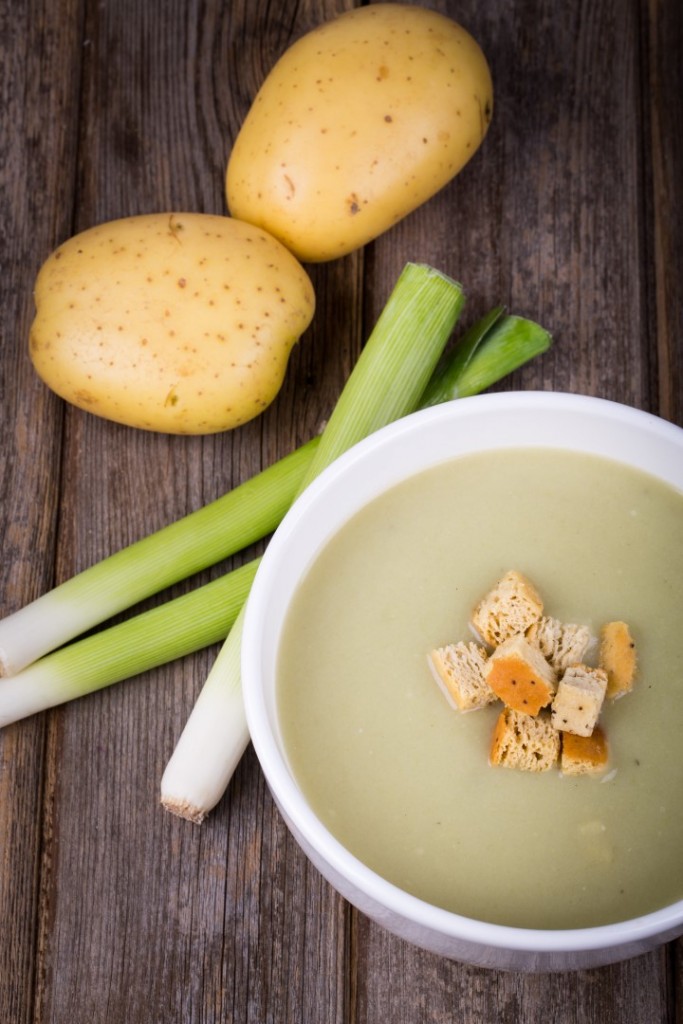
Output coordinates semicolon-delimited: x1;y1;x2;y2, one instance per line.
241;390;683;954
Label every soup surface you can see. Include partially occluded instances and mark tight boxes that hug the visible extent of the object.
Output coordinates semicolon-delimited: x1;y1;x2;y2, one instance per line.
277;449;683;929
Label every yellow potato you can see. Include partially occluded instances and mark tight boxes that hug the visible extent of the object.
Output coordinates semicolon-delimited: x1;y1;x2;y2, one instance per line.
29;213;315;433
226;3;493;262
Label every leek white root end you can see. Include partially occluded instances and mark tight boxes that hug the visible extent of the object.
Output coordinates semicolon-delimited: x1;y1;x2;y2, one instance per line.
160;606;248;824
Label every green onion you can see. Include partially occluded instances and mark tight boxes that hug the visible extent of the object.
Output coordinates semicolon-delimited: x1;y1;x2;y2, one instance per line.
0;437;318;677
161;262;466;822
0;560;258;728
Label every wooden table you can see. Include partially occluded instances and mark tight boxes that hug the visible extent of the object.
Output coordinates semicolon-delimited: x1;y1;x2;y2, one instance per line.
1;1;681;1020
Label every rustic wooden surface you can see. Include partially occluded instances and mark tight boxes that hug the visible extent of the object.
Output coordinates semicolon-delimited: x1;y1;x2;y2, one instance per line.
1;0;681;1021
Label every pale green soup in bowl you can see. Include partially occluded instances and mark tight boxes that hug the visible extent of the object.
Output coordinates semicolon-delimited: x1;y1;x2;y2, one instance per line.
241;392;683;972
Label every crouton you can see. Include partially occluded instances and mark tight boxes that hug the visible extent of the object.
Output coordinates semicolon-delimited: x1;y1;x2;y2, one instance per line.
489;707;560;772
470;570;544;647
526;616;592;672
483;634;557;715
550;664;608;736
560;726;609;776
428;641;495;712
599;621;637;698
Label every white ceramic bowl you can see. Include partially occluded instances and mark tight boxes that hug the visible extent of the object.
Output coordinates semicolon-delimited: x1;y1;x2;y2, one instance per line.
241;392;683;972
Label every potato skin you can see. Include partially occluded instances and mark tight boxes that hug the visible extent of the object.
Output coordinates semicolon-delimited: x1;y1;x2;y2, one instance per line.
226;4;493;263
29;213;315;434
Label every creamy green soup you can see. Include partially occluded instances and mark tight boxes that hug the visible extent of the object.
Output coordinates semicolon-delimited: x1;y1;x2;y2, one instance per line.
277;449;683;930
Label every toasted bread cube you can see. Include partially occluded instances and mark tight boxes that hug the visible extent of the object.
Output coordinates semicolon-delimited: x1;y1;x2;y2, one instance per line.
489;707;560;772
599;621;637;698
428;642;496;712
471;570;544;647
550;664;607;736
526;616;592;672
483;635;557;715
561;726;609;776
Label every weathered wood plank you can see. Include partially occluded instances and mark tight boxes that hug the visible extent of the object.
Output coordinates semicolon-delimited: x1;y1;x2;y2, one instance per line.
0;2;85;1022
353;921;670;1024
648;0;683;427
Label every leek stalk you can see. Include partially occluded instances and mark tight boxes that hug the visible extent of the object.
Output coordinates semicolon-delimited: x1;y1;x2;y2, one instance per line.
0;438;318;677
160;299;551;823
161;262;467;821
419;308;551;406
0;560;259;728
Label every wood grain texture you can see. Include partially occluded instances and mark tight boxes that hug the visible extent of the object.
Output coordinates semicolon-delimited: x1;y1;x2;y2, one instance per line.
0;0;681;1022
0;2;84;1022
648;0;683;426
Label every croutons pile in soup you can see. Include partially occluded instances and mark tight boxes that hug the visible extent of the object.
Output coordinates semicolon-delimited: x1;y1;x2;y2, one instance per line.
277;449;683;929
